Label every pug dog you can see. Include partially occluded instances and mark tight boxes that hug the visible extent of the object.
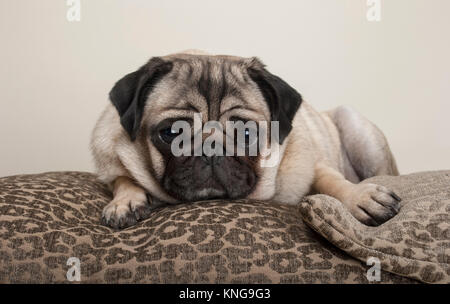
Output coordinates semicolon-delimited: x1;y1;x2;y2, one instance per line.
91;50;401;230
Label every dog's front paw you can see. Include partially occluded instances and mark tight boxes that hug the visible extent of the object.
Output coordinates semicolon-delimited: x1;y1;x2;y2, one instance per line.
345;183;402;226
101;192;152;229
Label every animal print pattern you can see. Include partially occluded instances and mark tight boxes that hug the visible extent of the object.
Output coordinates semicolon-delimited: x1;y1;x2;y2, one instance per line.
299;171;450;283
0;171;426;283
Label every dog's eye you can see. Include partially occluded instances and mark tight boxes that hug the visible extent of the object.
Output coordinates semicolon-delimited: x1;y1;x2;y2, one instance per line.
244;129;250;142
244;128;258;146
159;127;180;144
238;127;258;147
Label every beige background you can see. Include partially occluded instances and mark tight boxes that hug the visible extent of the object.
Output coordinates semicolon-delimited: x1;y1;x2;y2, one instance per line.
0;0;449;177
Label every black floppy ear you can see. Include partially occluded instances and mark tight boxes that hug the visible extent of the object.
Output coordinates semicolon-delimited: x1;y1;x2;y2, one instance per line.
109;57;173;141
247;64;302;144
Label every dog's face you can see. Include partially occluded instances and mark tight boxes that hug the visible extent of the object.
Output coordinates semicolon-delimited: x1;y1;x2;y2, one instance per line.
109;53;302;203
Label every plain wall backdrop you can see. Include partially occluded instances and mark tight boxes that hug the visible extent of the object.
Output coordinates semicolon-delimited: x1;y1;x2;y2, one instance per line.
0;0;449;177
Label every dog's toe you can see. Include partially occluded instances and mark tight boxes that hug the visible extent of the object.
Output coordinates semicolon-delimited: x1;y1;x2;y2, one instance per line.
133;204;152;221
347;183;402;226
101;196;152;229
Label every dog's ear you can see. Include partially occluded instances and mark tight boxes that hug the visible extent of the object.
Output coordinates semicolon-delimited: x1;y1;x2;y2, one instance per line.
247;59;302;144
109;57;173;141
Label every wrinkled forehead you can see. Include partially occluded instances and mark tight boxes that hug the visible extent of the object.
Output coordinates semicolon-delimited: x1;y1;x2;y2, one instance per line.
143;55;270;126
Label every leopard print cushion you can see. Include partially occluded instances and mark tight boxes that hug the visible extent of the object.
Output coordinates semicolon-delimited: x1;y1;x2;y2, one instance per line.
0;171;419;284
299;171;450;283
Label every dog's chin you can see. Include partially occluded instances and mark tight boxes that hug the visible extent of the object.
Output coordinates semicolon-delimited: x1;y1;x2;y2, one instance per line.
163;179;256;203
165;185;229;202
192;187;228;201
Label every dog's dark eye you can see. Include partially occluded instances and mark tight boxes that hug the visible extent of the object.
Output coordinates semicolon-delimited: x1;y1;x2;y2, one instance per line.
242;128;258;146
244;129;258;146
159;127;180;144
244;129;251;143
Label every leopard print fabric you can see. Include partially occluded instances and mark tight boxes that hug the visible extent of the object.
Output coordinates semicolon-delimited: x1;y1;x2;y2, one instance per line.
299;171;450;283
0;171;415;283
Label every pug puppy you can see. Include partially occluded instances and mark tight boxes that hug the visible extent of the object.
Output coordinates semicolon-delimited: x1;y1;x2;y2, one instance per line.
91;50;401;230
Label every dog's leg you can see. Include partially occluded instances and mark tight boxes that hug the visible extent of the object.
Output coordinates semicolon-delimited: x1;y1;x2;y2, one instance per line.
101;176;153;229
328;105;399;180
313;162;401;226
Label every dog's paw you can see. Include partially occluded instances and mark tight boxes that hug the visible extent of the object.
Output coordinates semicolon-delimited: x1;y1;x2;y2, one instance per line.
345;183;402;226
101;192;152;229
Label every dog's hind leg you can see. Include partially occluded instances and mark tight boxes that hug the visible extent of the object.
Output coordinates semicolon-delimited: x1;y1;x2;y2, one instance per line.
327;105;399;181
314;106;401;226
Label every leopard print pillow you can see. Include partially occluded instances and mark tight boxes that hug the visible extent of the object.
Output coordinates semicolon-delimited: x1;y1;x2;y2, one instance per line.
299;171;450;283
0;172;414;283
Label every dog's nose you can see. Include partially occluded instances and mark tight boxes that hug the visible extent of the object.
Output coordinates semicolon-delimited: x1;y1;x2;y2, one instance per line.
200;155;224;165
200;155;214;165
